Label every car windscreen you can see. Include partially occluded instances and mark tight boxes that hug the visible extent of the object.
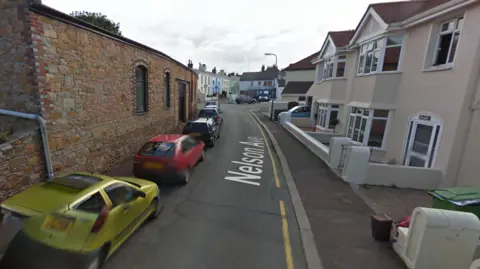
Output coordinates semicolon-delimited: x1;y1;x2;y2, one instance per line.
198;109;217;118
184;122;209;133
138;142;176;157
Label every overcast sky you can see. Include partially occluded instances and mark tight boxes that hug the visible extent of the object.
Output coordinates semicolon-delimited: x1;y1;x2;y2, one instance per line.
42;0;396;74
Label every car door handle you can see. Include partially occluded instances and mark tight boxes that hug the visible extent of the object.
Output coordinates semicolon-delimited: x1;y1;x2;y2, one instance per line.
123;204;131;213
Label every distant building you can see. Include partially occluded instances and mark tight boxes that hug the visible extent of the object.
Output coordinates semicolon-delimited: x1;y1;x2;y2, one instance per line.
194;63;237;97
239;65;280;99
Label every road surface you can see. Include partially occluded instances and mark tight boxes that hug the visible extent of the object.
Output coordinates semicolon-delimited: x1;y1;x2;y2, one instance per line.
104;103;308;269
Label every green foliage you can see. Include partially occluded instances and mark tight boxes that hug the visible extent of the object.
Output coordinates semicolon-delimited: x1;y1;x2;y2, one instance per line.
70;11;122;36
0;131;10;144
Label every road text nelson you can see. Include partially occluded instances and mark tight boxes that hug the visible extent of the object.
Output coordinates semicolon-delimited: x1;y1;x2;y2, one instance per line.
225;137;265;186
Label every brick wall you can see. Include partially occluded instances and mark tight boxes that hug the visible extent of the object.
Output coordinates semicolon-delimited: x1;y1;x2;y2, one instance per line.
0;130;45;202
27;12;197;175
0;0;41;132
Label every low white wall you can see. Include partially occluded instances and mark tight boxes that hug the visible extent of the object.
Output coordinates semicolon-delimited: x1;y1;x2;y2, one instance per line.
290;117;312;128
306;132;344;144
365;163;442;190
282;121;329;162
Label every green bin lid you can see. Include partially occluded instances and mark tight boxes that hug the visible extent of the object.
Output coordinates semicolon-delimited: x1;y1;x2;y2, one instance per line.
430;187;480;201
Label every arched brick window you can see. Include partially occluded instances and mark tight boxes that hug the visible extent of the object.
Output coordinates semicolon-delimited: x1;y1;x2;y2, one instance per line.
135;65;148;113
164;70;171;108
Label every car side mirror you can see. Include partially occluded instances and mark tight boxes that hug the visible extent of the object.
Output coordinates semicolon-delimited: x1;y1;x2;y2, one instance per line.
136;191;146;199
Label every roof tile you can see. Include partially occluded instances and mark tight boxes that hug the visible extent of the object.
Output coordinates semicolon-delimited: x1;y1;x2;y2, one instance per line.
371;0;451;24
329;30;355;47
284;51;320;71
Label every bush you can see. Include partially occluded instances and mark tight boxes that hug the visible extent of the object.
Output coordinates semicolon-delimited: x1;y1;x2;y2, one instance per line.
0;131;10;144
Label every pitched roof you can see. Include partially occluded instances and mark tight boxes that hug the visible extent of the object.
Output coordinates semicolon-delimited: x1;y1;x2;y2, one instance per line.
284;51;319;71
239;66;279;81
371;0;451;24
282;81;313;95
329;30;355;47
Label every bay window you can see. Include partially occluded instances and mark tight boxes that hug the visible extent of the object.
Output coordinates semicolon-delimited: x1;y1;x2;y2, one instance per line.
319;55;346;80
357;36;404;75
347;107;390;148
317;103;339;130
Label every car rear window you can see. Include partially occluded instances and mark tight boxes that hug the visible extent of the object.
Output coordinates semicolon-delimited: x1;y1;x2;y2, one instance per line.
184;122;209;133
199;109;217;118
138;142;176;157
47;174;101;190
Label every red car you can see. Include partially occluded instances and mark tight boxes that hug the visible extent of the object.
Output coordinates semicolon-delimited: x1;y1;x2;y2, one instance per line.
133;134;205;184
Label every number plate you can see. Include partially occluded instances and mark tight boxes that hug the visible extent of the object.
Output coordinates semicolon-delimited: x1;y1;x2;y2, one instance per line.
144;162;163;169
42;215;73;232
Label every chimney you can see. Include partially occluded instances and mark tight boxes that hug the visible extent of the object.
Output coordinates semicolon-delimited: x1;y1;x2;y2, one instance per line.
261;65;265;72
187;60;193;68
212;67;217;74
198;62;202;69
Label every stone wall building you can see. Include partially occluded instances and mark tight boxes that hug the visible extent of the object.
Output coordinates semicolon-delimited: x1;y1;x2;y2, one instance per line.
0;0;198;201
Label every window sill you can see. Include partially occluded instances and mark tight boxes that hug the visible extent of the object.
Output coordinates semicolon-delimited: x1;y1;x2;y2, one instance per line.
315;125;335;132
356;71;402;77
422;64;453;73
136;111;147;116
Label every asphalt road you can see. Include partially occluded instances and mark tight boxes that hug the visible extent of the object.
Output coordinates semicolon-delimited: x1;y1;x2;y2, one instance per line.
103;103;308;269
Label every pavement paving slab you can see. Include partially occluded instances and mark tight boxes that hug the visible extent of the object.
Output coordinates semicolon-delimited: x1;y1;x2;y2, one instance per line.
254;112;407;269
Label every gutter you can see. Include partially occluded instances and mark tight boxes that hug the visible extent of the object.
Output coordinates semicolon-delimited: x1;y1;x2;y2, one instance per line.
401;0;477;28
0;109;54;181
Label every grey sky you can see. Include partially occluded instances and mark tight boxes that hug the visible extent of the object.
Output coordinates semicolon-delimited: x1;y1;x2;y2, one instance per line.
42;0;395;74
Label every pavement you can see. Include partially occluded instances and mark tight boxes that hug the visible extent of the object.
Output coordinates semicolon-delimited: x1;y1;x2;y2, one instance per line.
252;110;407;269
103;103;308;269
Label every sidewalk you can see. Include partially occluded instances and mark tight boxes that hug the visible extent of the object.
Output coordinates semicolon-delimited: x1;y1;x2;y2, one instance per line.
256;113;406;269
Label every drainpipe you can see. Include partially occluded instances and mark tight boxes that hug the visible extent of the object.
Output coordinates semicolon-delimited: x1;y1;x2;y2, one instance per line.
0;109;54;181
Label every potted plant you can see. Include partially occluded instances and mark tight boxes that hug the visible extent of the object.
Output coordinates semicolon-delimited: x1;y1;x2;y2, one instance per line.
329;118;340;132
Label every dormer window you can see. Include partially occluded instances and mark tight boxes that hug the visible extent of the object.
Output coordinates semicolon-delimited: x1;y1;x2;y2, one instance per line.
319;55;347;81
357;35;404;75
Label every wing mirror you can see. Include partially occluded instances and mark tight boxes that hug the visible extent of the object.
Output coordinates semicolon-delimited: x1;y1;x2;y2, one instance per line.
135;190;146;199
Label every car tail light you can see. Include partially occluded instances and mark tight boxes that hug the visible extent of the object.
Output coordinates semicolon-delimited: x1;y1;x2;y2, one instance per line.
91;207;109;233
216;115;220;122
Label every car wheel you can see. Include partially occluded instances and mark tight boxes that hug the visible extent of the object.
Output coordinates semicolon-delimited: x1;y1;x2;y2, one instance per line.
180;168;191;185
149;198;162;220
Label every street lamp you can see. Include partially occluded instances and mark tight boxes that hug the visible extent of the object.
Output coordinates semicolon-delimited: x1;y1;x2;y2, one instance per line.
265;52;278;121
264;52;277;67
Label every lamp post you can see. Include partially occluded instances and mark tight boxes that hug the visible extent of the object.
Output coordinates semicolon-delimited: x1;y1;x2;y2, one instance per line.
265;52;278;120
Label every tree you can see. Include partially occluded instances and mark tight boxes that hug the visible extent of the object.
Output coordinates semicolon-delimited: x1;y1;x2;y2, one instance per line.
70;11;122;36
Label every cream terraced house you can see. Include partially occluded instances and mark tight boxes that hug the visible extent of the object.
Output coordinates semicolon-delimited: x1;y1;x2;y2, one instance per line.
307;0;480;187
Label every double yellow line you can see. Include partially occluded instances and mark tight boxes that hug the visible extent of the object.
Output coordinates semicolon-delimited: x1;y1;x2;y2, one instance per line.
249;112;294;269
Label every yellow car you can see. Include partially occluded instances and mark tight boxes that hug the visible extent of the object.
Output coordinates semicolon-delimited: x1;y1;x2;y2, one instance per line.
0;173;161;269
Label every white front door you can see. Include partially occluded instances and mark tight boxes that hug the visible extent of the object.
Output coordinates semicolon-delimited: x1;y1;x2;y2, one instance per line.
404;115;442;168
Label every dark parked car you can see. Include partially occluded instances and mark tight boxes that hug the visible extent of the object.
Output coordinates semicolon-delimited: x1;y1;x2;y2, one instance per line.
198;107;223;126
182;118;220;147
235;95;256;104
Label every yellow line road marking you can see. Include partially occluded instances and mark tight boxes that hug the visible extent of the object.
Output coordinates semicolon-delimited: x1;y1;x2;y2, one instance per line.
248;112;281;188
280;200;294;269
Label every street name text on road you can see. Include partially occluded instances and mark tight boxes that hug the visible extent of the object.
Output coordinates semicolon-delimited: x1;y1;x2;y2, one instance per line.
225;136;265;186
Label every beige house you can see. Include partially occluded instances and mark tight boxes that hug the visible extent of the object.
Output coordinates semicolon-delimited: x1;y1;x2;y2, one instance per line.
307;0;480;187
281;52;318;103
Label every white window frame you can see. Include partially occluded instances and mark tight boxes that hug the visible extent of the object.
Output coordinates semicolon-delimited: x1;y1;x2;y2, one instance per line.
432;17;463;66
403;113;443;168
320;55;346;80
346;107;391;149
357;35;404;75
316;103;340;130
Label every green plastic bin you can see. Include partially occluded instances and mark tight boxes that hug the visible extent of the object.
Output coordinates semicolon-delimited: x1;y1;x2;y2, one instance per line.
429;187;480;218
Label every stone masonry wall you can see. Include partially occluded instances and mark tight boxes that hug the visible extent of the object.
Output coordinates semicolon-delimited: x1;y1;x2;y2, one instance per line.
0;129;45;202
0;0;41;133
29;11;197;175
